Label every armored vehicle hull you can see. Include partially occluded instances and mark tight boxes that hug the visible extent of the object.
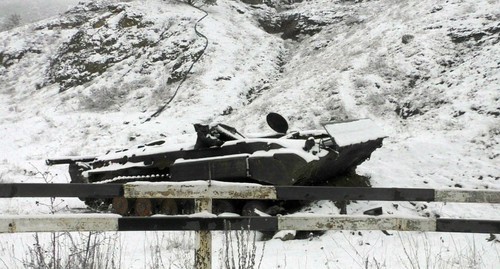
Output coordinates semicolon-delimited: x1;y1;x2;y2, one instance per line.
47;114;386;216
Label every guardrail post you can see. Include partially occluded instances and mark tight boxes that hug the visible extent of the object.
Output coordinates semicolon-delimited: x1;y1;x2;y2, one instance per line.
195;198;212;269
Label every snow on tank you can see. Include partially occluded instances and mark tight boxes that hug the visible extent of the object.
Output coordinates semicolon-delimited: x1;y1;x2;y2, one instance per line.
46;113;386;215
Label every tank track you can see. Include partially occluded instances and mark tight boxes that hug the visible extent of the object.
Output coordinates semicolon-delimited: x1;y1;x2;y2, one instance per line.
86;172;274;217
84;173;172;215
93;173;170;184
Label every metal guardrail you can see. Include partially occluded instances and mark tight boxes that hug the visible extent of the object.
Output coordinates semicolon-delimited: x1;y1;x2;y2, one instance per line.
1;181;499;269
1;215;499;234
1;182;499;203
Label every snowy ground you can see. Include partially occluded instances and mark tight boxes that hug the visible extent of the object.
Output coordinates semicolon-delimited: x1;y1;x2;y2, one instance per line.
0;0;499;268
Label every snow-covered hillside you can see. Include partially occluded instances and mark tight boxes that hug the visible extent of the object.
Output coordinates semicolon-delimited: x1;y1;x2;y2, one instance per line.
0;0;498;268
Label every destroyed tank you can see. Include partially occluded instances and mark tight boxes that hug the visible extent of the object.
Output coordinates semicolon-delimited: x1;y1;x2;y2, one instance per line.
46;113;386;216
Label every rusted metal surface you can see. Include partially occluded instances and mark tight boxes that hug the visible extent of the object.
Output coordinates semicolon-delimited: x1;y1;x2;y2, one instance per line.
278;215;437;232
159;199;178;215
125;183;500;203
112;197;130;215
195;198;212;269
435;189;500;203
2;215;499;234
124;182;277;200
3;183;499;204
0;214;119;233
134;198;153;216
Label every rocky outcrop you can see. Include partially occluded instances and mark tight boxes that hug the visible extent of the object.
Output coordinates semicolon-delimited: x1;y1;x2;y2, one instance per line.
37;2;203;91
448;21;500;44
254;4;344;40
0;48;42;69
258;12;329;39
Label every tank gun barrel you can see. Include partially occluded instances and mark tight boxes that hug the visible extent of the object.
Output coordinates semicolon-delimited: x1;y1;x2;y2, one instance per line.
46;156;97;166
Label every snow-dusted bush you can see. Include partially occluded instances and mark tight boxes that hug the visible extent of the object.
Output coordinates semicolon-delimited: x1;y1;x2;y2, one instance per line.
78;86;128;111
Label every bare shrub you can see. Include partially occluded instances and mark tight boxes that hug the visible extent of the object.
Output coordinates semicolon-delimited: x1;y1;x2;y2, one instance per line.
326;232;386;269
220;225;265;269
398;233;485;269
146;231;194;269
354;77;371;91
20;168;123;269
22;232;122;269
1;14;22;31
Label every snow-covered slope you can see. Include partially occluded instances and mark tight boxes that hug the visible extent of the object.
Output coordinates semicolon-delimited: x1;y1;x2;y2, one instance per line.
0;0;284;160
0;0;498;268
